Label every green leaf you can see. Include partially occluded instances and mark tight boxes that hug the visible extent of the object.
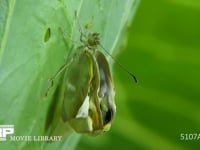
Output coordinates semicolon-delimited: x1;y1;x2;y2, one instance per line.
0;0;138;149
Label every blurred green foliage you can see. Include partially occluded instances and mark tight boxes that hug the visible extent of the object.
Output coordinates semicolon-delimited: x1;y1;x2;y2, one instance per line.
77;0;200;150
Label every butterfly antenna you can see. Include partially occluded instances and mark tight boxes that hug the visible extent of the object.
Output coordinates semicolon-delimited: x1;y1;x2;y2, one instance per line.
99;43;138;83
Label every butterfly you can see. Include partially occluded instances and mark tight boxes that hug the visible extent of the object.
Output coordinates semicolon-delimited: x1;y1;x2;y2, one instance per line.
46;31;116;137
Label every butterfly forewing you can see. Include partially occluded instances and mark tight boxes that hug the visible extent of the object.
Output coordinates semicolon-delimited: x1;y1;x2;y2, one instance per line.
62;47;94;121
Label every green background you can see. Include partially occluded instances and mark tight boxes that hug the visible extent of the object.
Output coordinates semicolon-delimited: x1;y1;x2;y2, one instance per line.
0;0;200;149
77;0;200;150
